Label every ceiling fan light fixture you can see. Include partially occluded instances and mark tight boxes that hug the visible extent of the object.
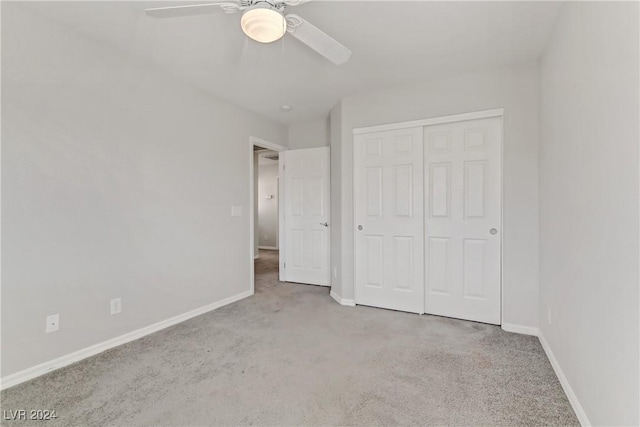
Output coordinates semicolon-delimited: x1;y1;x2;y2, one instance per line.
240;4;286;44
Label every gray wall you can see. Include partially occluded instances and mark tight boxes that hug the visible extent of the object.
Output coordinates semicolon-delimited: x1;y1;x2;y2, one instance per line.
329;103;343;293
287;118;330;150
330;64;541;329
1;4;287;377
539;2;639;424
258;163;279;248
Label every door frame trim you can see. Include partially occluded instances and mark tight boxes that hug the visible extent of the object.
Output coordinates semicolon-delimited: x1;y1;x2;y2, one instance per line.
353;108;504;135
352;108;504;323
249;136;287;295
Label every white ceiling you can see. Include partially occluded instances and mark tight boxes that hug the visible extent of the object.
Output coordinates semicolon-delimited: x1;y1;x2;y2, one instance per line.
20;1;562;125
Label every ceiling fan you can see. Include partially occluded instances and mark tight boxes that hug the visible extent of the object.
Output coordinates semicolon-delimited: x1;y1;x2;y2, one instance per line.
144;0;352;65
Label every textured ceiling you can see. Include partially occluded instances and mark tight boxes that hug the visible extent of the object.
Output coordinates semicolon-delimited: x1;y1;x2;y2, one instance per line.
16;1;562;125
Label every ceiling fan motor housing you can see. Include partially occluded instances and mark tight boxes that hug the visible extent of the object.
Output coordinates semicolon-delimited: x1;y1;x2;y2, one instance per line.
241;1;287;43
144;0;352;64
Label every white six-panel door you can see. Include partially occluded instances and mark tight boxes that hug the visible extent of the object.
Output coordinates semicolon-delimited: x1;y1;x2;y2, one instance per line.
424;117;502;324
282;147;331;286
354;128;425;314
353;116;502;324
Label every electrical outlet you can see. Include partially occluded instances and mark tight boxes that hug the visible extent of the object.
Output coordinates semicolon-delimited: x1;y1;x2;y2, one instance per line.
547;305;552;325
46;314;59;333
231;205;242;217
110;298;122;315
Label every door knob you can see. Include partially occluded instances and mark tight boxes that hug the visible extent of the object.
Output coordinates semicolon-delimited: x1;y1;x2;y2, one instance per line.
320;222;329;227
358;225;363;231
489;228;498;235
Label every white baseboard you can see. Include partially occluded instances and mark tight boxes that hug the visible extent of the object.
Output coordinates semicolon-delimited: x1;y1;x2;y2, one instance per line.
0;289;253;391
538;332;590;426
258;246;278;250
330;290;355;307
501;322;539;336
254;254;259;259
502;323;589;425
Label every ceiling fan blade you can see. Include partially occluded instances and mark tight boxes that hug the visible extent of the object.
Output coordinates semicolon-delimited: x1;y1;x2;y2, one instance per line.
280;0;311;6
145;3;242;18
285;14;351;65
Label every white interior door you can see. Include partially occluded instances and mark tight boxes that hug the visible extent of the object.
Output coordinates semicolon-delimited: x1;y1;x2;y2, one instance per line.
354;127;424;314
282;147;331;286
424;117;502;324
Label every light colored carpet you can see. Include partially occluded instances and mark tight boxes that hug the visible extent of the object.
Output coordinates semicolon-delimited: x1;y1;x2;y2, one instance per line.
1;250;578;426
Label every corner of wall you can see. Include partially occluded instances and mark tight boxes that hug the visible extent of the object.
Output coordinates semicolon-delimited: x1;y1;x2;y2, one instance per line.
287;116;331;150
329;101;344;298
537;331;591;426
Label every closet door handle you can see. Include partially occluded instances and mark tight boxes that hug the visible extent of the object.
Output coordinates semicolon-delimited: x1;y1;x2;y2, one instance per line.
489;228;498;235
320;222;329;227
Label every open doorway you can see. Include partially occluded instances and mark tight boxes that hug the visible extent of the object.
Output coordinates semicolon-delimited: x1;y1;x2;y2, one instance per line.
249;137;286;295
254;147;279;291
256;150;279;252
250;139;331;294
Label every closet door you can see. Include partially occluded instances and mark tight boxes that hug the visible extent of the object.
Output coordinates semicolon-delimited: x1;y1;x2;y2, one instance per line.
424;117;502;324
354;127;424;314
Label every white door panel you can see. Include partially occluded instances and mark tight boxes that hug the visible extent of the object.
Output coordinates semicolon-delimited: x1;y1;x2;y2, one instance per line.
283;147;330;286
424;117;502;324
354;127;424;314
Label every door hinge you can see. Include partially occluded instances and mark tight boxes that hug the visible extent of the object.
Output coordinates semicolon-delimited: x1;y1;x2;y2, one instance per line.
284;262;286;268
